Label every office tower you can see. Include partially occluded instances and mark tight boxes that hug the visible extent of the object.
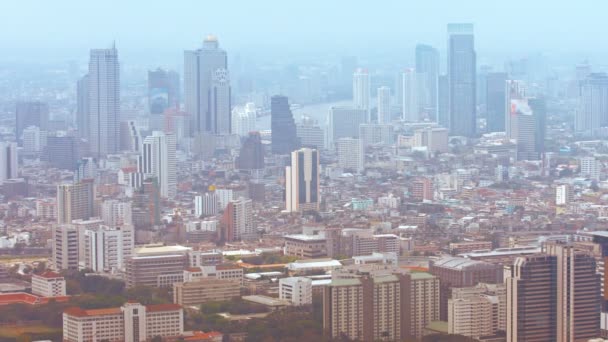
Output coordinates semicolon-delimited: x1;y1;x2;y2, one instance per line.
44;135;79;170
131;179;161;230
413;127;449;153
125;245;190;288
74;157;97;183
323;267;439;341
509;99;538;160
447;23;476;137
0;141;18;183
215;188;234;210
416;44;440;120
194;192;219;218
529;98;546;157
430;257;503;321
505;80;526;139
236;132;264;170
353;68;370;120
56;180;95;224
15;101;49;144
231;102;256;137
506;244;600;342
184;35;229;135
148;68;179;115
270;95;299;154
140;131;176;198
580;156;601;181
101;199;132;226
52;224;79;270
411;177;434;201
83;224;134;272
88;46;120;157
359;123;393;150
448;283;506;339
576;73;608;137
555;184;572;206
221;197;254;242
486;72;508;132
437;74;449;126
22;126;47;153
401;69;418;122
76;75;89;138
377;86;391;124
285;148;319;212
296;116;324;149
336;137;363;172
120;120;142;152
327;106;367;147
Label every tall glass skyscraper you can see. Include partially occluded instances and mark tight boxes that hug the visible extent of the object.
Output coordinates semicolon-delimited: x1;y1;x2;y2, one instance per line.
271;95;299;155
447;23;476;137
415;44;439;121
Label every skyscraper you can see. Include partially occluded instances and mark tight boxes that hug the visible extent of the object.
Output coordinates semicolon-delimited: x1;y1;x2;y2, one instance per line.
0;142;18;183
415;44;439;120
76;75;89;137
336;137;363;172
231;102;256;137
15;101;49;144
148;68;180;115
447;23;476;137
56;180;95;224
285;148;319;213
485;72;507;132
236;132;264;170
576;73;608;137
184;35;230;135
353;68;370;120
140;131;177;199
221;197;254;242
88;46;120;157
437;75;449;127
401;69;418;122
377;86;391;124
327;106;367;147
270;95;299;154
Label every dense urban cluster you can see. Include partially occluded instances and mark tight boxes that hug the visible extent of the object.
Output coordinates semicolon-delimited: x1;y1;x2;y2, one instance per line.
1;21;608;342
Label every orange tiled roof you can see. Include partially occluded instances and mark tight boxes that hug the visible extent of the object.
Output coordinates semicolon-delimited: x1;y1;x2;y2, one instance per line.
146;303;182;312
0;293;70;306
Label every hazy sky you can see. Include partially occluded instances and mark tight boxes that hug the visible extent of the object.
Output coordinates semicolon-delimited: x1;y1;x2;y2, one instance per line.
2;0;604;65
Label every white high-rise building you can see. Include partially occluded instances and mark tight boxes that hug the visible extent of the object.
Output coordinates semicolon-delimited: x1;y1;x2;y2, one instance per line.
555;184;571;206
56;181;95;224
223;197;255;241
101;199;132;226
88;47;120;156
402;69;418;122
377;86;391;124
580;156;601;181
231;102;256;137
505;80;526;139
52;224;79;270
140;131;177;198
353;68;371;120
83;224;134;272
297;115;324;149
279;277;313;306
336;137;363;173
0;141;18;183
286;148;319;212
184;35;229;135
576;73;608;137
194;192;219;217
22;126;47;153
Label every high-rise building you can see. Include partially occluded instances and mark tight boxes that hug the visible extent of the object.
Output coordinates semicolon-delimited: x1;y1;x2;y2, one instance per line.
83;224;134;272
401;69;418;122
359;123;393;150
505;80;526;139
529;98;546;158
279;277;313;306
76;75;89;138
353;68;370;120
411;177;434;201
88;46;120;157
140;131;176;198
286;148;319;213
485;72;508;132
555;184;572;206
576;73;608;137
235;131;264;170
296;116;324;149
413;127;449;153
0;141;18;183
580;156;601;181
194;192;219;218
56;180;95;224
336;137;363;172
148;68;180;115
509;99;538;161
271;95;299;154
506;244;600;342
437;74;449;127
52;224;79;270
448;283;506;339
221;197;255;242
447;23;476;137
184;35;229;135
377;86;391;124
44;135;80;170
15;101;49;144
231;102;256;137
327;106;367;147
415;44;440;120
101;199;132;226
22;126;47;153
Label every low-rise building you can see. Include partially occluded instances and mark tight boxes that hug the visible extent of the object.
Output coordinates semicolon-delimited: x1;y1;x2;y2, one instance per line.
284;234;327;259
31;271;66;297
279;277;312;306
174;278;241;306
